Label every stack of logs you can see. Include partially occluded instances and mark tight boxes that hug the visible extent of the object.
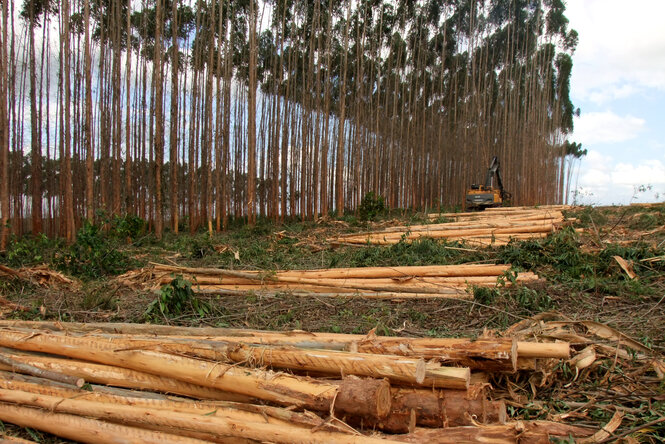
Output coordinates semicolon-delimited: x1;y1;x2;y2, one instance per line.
331;205;573;247
117;263;541;299
0;320;597;443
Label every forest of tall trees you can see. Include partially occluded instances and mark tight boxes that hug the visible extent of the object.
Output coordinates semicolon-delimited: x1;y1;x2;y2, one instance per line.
0;0;580;245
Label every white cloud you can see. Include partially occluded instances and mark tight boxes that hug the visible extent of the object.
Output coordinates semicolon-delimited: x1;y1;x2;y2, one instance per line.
573;112;645;145
574;151;665;205
612;160;665;186
566;0;665;103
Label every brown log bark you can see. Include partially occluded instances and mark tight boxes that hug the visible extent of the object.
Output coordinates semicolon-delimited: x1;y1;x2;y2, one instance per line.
362;387;506;433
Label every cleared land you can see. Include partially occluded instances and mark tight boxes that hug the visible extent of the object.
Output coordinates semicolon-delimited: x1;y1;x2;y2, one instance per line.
0;203;664;442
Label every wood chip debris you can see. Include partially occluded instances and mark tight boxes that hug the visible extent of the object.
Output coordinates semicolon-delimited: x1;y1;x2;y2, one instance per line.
0;264;81;290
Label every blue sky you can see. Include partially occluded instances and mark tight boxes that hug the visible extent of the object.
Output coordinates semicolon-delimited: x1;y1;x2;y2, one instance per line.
566;0;665;205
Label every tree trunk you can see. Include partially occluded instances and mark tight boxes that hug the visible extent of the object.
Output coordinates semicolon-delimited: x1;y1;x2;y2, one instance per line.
153;0;165;238
62;0;74;241
246;0;257;226
28;3;42;235
335;2;351;216
0;0;9;249
83;0;93;222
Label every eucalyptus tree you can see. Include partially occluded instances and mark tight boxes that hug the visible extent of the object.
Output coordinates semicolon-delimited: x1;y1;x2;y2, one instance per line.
20;0;57;235
0;0;584;239
0;0;9;248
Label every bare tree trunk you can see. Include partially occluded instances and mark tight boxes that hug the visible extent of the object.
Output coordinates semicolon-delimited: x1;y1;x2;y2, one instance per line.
84;0;93;222
153;0;165;238
62;0;74;241
335;1;350;216
246;0;257;226
0;0;8;249
28;2;42;235
111;0;122;216
125;1;133;215
204;0;215;234
169;0;179;233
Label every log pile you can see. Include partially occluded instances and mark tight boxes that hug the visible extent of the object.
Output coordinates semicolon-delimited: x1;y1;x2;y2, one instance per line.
330;205;574;247
116;263;541;299
0;320;598;443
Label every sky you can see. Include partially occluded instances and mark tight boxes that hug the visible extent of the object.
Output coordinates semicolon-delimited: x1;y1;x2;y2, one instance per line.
565;0;665;205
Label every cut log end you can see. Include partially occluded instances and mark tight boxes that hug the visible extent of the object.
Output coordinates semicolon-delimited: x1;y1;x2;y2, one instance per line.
336;378;392;419
414;360;426;384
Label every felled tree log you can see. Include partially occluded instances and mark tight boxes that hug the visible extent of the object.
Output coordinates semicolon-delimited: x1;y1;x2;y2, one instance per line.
0;353;251;402
0;434;37;443
395;426;517;443
0;348;84;387
336;224;555;244
0;403;207;444
1;349;255;403
149;263;512;279
338;219;558;236
0;389;400;444
393;420;594;443
0;330;392;419
0;377;343;433
184;275;540;289
117;263;538;297
145;265;478;295
360;387;506;433
195;287;470;299
0;370;358;436
0;322;571;371
33;334;469;389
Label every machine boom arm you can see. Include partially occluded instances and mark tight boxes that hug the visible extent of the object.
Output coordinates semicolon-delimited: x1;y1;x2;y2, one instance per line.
484;156;504;192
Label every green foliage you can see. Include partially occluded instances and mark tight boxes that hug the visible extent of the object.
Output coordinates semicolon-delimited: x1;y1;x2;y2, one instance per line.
499;227;592;281
188;235;216;259
145;275;210;320
576;207;609;228
351;237;488;267
55;221;135;279
110;214;147;241
629;212;664;230
511;287;553;312
25;427;43;443
358;192;386;221
1;233;59;267
596;242;653;273
497;224;664;300
473;286;499;305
